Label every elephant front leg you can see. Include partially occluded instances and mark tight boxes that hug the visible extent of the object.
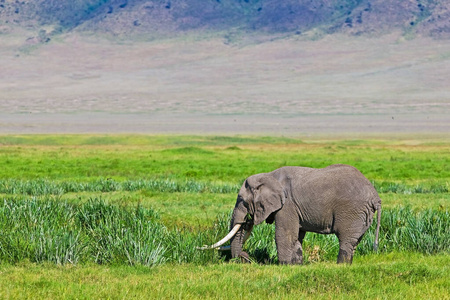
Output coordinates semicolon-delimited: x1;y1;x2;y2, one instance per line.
275;226;303;265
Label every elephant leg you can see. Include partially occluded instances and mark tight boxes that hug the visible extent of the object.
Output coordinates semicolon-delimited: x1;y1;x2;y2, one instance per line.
294;230;306;264
337;235;361;264
275;224;302;265
337;216;373;264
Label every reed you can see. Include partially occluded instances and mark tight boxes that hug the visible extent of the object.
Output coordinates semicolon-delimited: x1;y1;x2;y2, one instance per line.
0;178;240;196
0;199;448;266
0;179;447;196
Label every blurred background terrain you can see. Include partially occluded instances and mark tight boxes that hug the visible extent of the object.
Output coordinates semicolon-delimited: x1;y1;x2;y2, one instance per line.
1;0;449;136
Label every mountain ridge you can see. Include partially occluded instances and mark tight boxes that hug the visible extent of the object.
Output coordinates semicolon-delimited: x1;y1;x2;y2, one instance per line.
1;0;449;40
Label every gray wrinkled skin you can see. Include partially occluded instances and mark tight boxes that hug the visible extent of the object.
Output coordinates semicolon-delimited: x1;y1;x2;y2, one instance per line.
230;164;382;264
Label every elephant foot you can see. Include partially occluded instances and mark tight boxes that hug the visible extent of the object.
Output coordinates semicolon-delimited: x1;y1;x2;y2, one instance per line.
238;251;251;263
337;249;353;264
279;256;303;265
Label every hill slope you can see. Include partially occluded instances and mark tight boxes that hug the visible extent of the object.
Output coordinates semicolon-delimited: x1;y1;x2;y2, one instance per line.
1;0;449;38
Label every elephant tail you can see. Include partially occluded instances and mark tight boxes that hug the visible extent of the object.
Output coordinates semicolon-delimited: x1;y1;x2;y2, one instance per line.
373;205;381;252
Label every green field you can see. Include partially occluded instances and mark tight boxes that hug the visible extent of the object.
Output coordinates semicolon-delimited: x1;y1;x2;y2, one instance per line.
0;135;449;299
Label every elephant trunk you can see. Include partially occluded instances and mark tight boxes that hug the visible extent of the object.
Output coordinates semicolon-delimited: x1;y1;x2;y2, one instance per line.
196;199;251;254
229;201;249;258
230;226;246;257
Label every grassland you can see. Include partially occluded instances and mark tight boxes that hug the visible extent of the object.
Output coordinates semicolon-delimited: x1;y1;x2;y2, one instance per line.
2;253;448;299
0;135;448;299
2;33;450;118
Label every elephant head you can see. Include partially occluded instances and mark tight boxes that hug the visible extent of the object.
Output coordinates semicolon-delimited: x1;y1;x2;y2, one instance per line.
199;173;286;258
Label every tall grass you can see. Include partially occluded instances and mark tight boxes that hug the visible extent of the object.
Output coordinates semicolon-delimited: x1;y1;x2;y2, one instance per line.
0;198;223;266
0;199;448;266
246;206;450;263
0;179;447;196
0;178;240;196
372;181;449;194
0;199;83;264
377;206;449;254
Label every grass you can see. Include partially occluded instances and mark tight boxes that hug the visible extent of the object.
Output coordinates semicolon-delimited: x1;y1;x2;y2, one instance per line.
0;134;302;147
0;178;240;196
0;136;450;186
0;198;448;266
0;135;448;298
0;198;225;266
1;178;447;197
3;33;450;122
1;253;448;299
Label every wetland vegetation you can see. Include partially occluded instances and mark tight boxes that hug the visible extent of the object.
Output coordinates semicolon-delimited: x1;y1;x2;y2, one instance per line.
0;135;448;299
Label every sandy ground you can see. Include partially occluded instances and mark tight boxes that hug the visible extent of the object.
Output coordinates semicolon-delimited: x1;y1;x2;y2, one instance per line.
0;32;449;137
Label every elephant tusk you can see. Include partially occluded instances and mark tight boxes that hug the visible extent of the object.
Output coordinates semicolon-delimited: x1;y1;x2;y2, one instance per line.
196;224;242;250
217;226;252;251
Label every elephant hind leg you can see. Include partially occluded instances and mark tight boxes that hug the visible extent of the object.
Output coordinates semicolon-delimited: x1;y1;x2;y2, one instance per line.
336;235;361;264
337;246;354;264
335;214;372;264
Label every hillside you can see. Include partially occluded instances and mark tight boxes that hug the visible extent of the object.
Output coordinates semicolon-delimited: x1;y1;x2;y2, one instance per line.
1;0;450;39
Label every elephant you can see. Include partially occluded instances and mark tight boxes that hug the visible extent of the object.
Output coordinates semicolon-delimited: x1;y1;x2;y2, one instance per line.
200;164;381;264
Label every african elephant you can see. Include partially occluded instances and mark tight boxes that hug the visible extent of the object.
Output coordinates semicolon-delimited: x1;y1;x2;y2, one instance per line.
201;164;381;264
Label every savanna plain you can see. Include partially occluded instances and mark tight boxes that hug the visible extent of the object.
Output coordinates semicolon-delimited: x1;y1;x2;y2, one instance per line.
0;135;449;299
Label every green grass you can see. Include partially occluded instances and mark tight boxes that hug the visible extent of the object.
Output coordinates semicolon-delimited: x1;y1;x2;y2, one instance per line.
0;198;228;266
1;178;447;199
0;135;448;184
0;198;448;266
1;253;448;299
0;135;448;298
0;134;302;147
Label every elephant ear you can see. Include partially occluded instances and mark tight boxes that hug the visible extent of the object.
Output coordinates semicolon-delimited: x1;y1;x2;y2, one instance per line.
248;174;285;225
